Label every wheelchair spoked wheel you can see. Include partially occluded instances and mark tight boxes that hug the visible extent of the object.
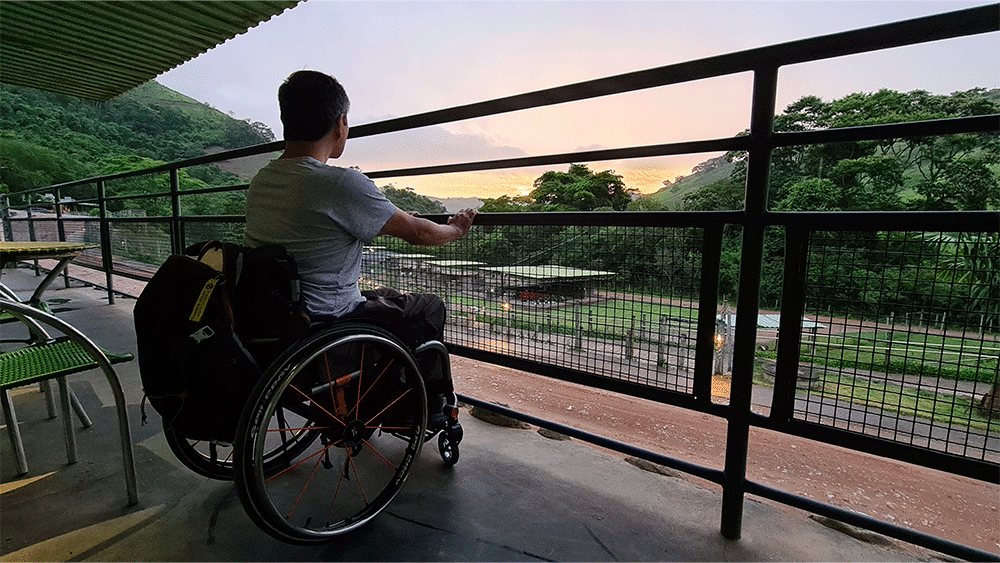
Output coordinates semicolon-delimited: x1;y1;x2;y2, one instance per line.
164;416;321;481
233;324;428;544
164;427;235;480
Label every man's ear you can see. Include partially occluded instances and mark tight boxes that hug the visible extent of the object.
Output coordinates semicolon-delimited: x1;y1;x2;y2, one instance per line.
332;115;348;140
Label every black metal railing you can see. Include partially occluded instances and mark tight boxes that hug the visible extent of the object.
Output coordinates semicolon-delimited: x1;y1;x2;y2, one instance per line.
3;4;998;560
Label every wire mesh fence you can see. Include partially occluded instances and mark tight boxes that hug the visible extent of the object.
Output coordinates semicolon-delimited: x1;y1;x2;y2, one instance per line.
363;223;705;395
5;209;999;469
795;230;1000;463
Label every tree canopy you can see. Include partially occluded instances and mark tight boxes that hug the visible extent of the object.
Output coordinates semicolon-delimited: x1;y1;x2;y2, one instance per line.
481;164;636;212
381;185;447;214
720;87;999;213
1;81;274;195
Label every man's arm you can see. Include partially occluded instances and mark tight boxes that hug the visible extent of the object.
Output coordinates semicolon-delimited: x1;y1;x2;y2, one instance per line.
379;208;477;246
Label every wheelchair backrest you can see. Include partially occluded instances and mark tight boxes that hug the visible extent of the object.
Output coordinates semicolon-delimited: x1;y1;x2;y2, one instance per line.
190;241;311;359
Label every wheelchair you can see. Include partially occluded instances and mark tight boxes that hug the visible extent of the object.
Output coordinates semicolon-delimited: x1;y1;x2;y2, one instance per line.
157;244;463;544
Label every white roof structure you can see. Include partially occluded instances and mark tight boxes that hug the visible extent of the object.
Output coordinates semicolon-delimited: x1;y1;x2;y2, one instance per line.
718;313;825;330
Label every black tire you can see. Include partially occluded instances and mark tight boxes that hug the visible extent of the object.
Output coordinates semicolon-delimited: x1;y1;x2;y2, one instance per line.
164;426;236;480
233;323;427;543
438;429;459;466
165;417;320;481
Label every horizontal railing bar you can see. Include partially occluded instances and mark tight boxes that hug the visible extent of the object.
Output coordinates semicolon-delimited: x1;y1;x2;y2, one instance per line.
4;215;246;225
30;143;285;193
57;183;252;206
766;211;1000;232
366;137;751;179
470;210;745;228
104;216;173;224
12;209;998;233
773;115;1000;147
171;214;246;223
450;344;729;420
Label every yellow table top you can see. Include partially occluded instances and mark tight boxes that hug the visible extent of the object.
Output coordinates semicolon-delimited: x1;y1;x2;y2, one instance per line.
0;242;96;261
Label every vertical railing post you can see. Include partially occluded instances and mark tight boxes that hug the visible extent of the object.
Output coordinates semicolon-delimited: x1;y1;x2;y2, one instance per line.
54;187;65;242
695;225;724;404
97;180;115;304
53;186;72;288
0;193;12;242
26;198;39;275
169;168;182;255
770;226;811;421
720;64;778;541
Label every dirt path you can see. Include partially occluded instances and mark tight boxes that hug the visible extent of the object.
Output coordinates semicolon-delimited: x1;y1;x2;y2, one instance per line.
451;355;1000;556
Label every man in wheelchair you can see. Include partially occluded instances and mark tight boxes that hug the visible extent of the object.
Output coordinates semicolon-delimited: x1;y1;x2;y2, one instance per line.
244;70;477;428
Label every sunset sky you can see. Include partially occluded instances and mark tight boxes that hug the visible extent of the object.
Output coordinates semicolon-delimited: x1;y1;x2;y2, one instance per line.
158;0;999;200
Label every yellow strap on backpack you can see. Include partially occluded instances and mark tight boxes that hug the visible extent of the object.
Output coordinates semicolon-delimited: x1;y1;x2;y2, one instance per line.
190;275;223;323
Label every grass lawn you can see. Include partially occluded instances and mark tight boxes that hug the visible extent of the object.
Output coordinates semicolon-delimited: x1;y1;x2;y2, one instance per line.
815;372;996;432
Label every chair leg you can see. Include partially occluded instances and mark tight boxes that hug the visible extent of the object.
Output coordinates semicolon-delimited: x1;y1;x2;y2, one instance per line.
42;380;57;419
41;379;92;427
68;387;93;428
1;389;29;476
57;378;78;465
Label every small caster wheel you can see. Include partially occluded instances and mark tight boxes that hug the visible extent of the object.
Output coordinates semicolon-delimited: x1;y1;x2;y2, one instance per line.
439;429;460;466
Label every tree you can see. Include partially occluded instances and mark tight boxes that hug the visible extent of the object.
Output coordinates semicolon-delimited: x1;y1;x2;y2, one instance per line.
478;194;535;213
774;178;841;211
927;232;1000;419
99;155;218;216
381;185;447;214
827;155;904;211
726;88;999;212
529;164;635;211
915;156;999;210
682;179;744;211
0;136;92;192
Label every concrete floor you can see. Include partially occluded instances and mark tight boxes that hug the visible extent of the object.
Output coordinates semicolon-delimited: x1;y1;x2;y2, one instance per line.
1;266;925;561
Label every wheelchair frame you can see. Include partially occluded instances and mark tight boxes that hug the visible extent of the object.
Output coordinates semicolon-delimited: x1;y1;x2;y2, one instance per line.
164;321;463;543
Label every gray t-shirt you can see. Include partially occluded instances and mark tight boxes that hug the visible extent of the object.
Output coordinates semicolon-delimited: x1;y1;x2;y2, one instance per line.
244;157;397;318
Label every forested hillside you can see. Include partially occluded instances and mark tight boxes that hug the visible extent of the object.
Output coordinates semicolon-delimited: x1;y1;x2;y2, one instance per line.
651;88;999;212
0;81;448;215
1;81;275;195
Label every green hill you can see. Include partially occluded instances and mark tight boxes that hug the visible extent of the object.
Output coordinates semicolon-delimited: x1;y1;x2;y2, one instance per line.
645;155;735;209
1;81;275;193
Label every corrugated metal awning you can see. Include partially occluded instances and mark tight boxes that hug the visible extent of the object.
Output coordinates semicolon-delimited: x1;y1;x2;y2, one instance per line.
0;1;301;101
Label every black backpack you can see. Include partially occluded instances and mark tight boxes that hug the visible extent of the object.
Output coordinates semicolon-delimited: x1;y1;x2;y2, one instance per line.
134;242;308;442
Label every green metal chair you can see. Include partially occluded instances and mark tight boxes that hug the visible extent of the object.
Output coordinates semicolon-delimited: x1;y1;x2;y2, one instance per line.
0;298;138;506
1;282;93;424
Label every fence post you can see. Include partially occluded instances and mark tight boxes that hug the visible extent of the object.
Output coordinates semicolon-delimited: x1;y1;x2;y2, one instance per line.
720;63;778;542
26;203;39;275
641;313;647;355
169;168;182;255
657;315;666;367
0;194;11;242
574;304;583;349
626;315;635;360
97;180;115;304
547;310;553;344
53;187;72;289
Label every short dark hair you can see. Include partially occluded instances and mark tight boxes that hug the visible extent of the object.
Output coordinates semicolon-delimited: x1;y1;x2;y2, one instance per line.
278;70;350;142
